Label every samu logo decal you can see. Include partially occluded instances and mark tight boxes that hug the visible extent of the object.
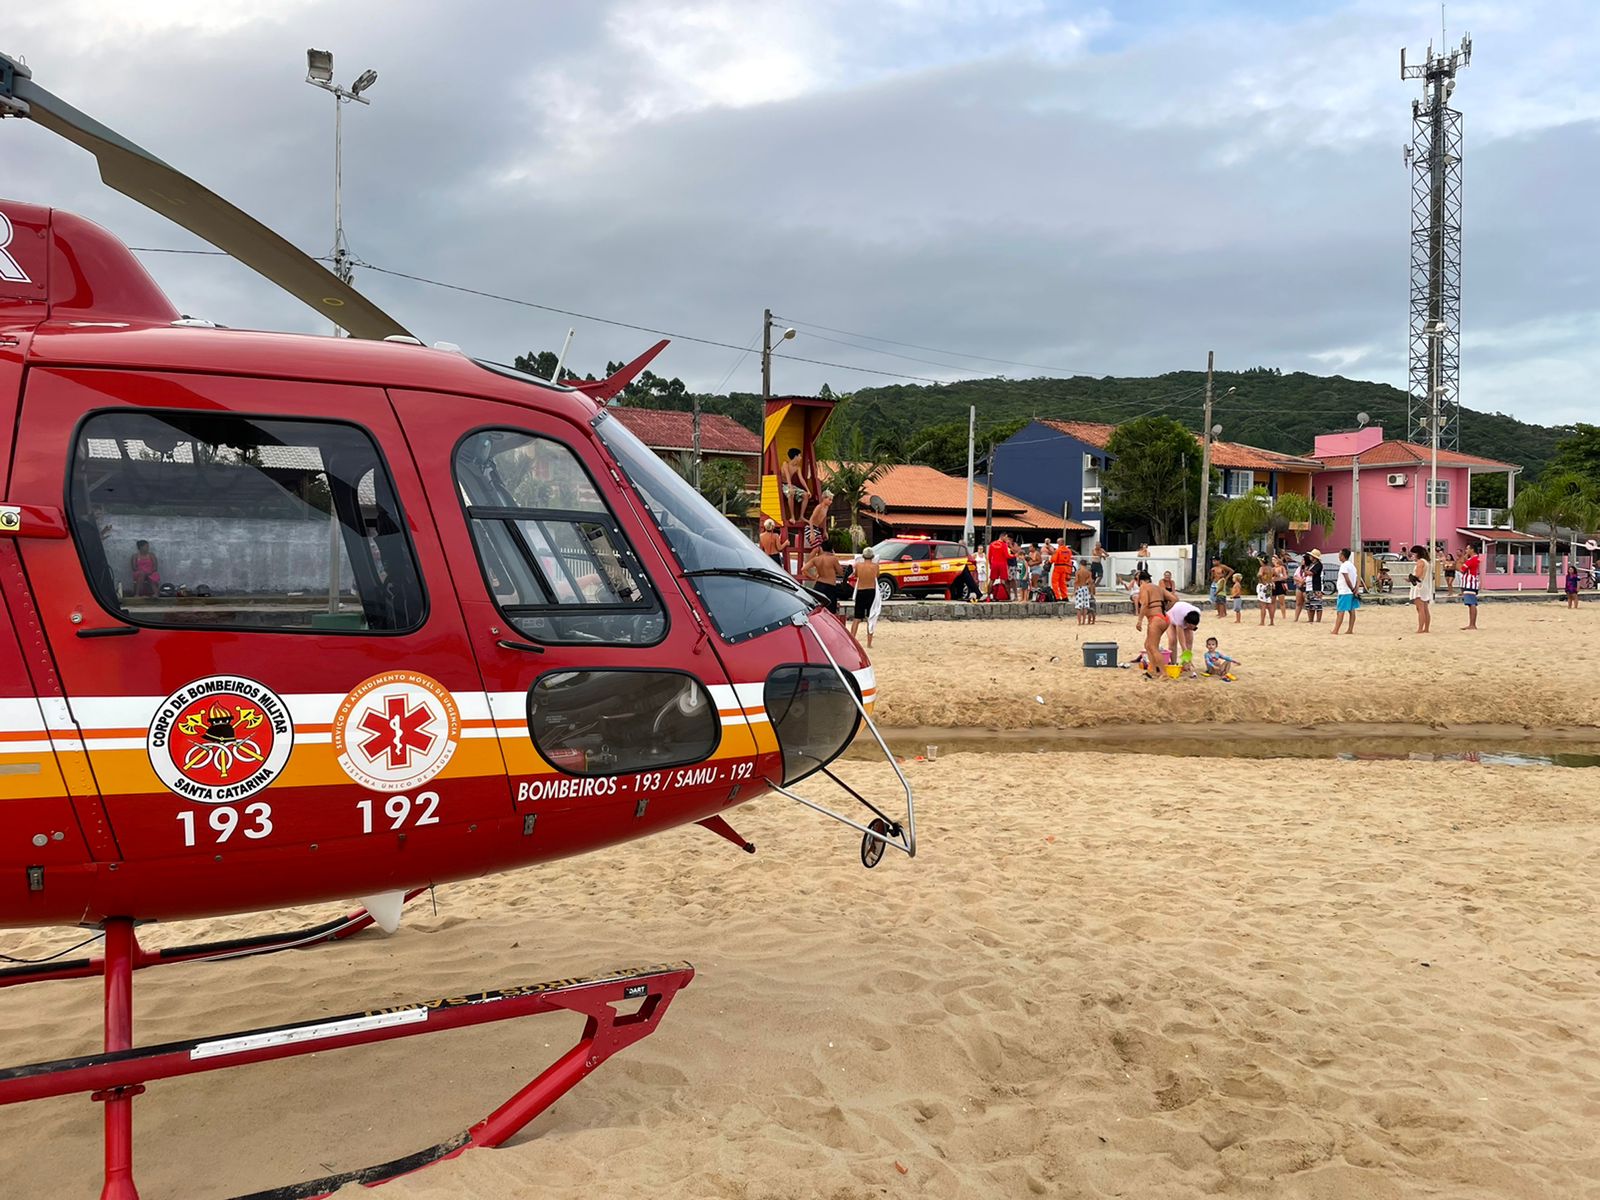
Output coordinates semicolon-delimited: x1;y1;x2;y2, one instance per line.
332;671;461;793
147;676;294;804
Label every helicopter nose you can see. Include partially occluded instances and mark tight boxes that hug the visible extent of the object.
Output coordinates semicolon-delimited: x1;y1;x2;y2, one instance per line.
760;616;874;786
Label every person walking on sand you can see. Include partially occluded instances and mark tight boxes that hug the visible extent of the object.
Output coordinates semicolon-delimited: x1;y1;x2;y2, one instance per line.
848;548;880;647
1408;544;1433;633
1229;573;1244;623
1331;547;1361;635
1442;550;1458;597
1565;561;1581;609
1459;545;1482;629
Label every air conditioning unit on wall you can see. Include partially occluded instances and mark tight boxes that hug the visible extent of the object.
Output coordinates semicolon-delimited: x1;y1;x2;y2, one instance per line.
1386;473;1408;487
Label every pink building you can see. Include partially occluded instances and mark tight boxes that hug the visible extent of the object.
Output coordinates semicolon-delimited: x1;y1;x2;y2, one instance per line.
1299;427;1550;590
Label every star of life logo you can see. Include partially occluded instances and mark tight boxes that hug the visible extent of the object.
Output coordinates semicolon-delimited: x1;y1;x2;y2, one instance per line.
333;672;461;793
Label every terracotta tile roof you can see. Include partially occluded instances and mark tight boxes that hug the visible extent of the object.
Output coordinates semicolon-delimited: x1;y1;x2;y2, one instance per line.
1316;440;1518;471
607;407;759;455
1210;440;1321;472
878;507;1091;535
1036;419;1118;448
1457;527;1545;543
854;464;1090;531
1034;420;1318;472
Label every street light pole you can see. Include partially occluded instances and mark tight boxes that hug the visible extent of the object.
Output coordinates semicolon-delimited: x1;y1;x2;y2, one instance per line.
305;49;377;335
1351;410;1370;584
760;308;796;400
1192;353;1234;591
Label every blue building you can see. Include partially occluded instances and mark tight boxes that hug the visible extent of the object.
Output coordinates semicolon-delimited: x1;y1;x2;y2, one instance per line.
992;419;1321;551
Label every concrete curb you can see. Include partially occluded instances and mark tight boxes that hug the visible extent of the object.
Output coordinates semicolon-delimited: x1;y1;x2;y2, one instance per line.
878;591;1594;622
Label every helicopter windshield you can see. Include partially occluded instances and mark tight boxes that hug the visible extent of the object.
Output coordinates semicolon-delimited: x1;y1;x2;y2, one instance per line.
592;412;816;643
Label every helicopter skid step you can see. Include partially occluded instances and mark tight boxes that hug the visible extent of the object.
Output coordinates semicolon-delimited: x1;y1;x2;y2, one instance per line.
0;919;694;1199
0;889;428;990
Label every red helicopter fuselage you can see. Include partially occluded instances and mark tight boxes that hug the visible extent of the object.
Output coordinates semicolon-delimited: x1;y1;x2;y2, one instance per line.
0;200;875;929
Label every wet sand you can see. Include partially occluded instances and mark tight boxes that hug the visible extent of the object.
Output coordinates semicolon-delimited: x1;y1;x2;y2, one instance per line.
1;754;1596;1199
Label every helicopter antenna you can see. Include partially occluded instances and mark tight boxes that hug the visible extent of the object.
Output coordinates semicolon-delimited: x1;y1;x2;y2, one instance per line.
0;52;413;341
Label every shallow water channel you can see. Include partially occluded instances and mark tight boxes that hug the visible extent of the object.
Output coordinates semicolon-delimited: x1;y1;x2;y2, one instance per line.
856;723;1600;768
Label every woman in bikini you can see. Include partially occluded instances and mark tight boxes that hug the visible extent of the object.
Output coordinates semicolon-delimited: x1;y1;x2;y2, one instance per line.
1137;569;1172;679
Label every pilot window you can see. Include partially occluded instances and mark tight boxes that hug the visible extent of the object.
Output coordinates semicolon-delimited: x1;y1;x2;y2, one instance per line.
454;430;664;645
70;411;424;632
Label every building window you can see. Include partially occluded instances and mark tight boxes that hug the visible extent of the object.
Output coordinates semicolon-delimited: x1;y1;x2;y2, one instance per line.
1426;478;1451;507
455;430;664;645
1360;539;1392;557
1222;469;1254;498
71;411;424;633
1326;485;1335;508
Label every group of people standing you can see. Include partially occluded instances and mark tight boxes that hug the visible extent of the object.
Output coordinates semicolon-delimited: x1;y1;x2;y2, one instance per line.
981;534;1106;620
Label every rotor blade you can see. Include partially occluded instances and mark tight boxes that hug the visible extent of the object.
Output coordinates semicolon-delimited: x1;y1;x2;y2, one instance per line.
569;339;670;402
2;58;412;340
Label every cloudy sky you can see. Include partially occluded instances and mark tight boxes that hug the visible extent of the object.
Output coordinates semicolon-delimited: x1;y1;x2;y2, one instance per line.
7;1;1598;426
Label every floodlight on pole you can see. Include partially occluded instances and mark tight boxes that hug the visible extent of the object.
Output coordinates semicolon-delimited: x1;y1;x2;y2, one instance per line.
1352;412;1371;581
304;50;379;333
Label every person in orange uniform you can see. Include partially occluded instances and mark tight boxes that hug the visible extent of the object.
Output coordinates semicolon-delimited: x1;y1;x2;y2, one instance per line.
985;534;1011;600
1049;541;1074;602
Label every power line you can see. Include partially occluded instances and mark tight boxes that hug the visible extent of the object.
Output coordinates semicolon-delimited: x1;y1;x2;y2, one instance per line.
774;312;1102;376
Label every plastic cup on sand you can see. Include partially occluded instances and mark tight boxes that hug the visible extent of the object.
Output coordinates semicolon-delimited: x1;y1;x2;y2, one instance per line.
926;745;939;761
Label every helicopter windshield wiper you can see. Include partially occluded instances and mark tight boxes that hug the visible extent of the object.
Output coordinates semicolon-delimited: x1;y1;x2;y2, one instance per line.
683;566;815;600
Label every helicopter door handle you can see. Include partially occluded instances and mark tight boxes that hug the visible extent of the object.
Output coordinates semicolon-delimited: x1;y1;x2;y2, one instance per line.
76;625;138;638
0;503;68;539
496;638;545;654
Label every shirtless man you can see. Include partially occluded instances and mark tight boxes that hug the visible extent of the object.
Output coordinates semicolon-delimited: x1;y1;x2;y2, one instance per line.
804;491;834;554
758;518;787;566
779;448;810;523
1136;569;1173;678
803;543;843;613
848;548;880;647
1072;562;1096;625
1209;558;1230;619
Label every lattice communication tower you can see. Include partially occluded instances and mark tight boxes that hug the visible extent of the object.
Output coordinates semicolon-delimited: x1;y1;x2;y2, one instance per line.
1402;31;1471;448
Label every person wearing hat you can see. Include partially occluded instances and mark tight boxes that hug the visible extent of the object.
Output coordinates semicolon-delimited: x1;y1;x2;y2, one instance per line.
758;518;787;567
1304;548;1325;623
848;547;880;647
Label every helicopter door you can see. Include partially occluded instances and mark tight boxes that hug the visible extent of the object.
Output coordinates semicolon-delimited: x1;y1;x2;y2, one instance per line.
11;368;502;879
388;390;759;838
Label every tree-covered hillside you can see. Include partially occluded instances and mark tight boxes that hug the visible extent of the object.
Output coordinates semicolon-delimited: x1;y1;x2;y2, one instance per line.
843;368;1567;479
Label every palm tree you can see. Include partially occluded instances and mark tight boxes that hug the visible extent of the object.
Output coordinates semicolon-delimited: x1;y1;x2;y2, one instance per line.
1511;472;1600;590
1266;490;1336;547
1210;486;1272;554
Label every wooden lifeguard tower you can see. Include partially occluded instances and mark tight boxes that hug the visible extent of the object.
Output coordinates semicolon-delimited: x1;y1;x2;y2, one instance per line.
760;393;836;575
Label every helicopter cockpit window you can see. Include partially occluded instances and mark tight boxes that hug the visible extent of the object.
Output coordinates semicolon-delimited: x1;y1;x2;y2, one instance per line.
528;669;719;776
591;412;817;643
70;412;425;633
454;431;664;645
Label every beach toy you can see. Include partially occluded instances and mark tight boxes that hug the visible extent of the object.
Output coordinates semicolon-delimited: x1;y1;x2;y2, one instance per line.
1179;650;1193;665
1164;664;1181;678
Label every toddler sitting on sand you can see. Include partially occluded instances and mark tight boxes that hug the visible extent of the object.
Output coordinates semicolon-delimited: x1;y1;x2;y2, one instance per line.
1201;637;1240;680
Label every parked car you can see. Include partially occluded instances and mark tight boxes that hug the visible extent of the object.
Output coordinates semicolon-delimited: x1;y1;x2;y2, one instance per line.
861;537;979;601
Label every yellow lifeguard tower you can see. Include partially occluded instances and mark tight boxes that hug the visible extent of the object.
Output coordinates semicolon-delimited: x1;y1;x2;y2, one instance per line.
761;394;836;575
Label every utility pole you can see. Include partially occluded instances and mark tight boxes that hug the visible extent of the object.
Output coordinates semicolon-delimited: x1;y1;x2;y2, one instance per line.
1193;351;1216;592
983;440;995;550
760;308;796;400
691;393;703;491
962;405;976;548
1181;451;1189;582
1427;321;1443;563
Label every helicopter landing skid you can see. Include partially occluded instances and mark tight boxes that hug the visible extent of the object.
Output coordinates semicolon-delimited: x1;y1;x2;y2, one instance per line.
0;889;430;990
0;917;694;1199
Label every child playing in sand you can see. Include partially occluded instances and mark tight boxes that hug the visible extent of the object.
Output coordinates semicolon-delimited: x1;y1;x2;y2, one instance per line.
1202;636;1239;680
1229;574;1243;623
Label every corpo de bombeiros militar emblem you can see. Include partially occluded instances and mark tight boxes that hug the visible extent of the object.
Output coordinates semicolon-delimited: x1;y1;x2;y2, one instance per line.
147;676;295;804
332;671;461;793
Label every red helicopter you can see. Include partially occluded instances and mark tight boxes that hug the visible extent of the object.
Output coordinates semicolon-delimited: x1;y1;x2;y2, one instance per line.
0;53;913;1199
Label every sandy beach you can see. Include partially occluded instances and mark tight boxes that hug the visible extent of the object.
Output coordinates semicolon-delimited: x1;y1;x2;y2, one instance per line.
869;600;1600;731
2;745;1597;1199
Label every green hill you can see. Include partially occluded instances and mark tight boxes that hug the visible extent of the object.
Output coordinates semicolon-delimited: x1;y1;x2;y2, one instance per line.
840;368;1566;480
